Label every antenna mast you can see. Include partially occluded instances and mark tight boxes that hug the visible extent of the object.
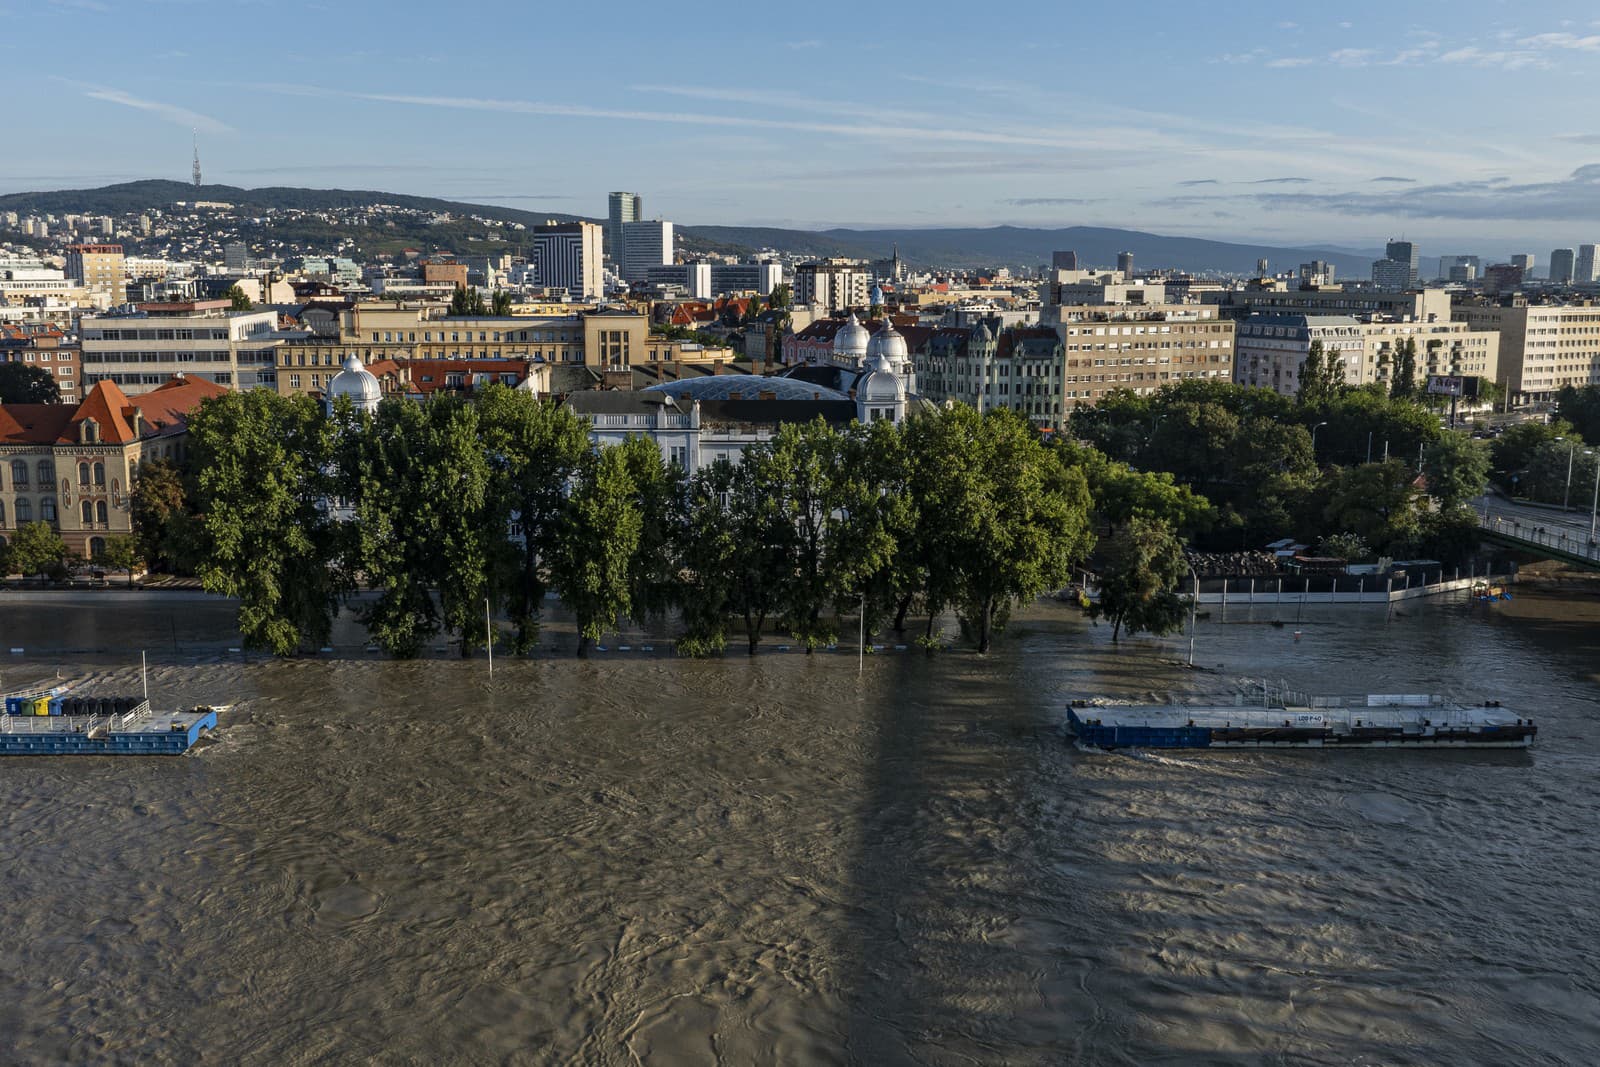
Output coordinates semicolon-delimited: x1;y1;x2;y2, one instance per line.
192;130;202;188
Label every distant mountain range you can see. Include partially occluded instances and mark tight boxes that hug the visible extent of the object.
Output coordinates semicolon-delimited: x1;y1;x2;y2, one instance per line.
0;180;1381;276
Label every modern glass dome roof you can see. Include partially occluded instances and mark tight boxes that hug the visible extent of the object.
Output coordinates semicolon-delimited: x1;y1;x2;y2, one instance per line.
642;374;848;402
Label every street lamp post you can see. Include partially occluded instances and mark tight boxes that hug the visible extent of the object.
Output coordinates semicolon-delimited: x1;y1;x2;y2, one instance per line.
1311;420;1328;457
1563;441;1578;512
1186;561;1199;668
1590;452;1600;544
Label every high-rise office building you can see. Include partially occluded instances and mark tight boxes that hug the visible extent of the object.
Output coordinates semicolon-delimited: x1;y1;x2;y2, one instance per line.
1576;245;1597;283
1375;240;1420;288
531;221;605;301
1510;253;1535;277
607;192;641;262
1550;248;1576;285
620;220;673;282
1116;251;1135;276
1052;250;1079;270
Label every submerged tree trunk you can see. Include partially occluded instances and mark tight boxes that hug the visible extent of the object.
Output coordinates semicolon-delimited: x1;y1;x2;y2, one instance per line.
893;593;913;635
576;633;591;659
977;597;994;654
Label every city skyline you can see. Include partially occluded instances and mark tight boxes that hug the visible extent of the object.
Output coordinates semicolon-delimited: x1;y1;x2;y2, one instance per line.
7;1;1600;250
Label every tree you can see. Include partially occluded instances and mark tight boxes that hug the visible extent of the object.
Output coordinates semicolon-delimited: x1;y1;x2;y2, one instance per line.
1490;419;1573;494
768;283;792;310
97;534;142;587
550;445;641;657
1555;385;1600;444
1297;340;1334;406
757;419;894;651
1421;432;1490;510
1316;532;1371;562
187;391;347;655
724;452;794;654
224;284;252;311
0;362;61;404
1390;337;1417;400
951;408;1095;652
490;289;514;316
476;385;591;651
1089;516;1189;642
616;434;683;627
8;521;67;577
448;286;487;316
674;460;739;657
1321;459;1425;554
129;457;194;573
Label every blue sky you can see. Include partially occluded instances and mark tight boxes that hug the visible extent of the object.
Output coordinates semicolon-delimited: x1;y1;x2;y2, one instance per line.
7;0;1600;253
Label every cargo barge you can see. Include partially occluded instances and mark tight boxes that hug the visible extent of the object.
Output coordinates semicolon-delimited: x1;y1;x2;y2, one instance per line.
1;680;221;756
1067;686;1535;750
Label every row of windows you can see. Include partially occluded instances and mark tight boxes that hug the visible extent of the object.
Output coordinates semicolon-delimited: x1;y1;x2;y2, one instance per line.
85;372;232;387
0;498;112;525
83;351;231;364
88;328;231;341
370;329;578;344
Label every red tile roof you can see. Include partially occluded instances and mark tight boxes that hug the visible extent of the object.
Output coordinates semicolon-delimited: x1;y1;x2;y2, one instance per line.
0;376;227;447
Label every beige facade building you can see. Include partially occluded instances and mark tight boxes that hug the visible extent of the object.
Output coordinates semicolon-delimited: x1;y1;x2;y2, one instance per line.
0;376;226;558
65;244;126;307
1051;305;1235;406
1359;320;1498;389
1209;285;1453;324
1235;314;1499;397
1455;302;1600;403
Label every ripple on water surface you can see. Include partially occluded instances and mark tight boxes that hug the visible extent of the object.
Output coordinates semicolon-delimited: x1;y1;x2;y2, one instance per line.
0;589;1596;1064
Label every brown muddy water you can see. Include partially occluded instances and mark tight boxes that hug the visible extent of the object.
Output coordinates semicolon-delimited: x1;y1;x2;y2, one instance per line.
0;587;1596;1066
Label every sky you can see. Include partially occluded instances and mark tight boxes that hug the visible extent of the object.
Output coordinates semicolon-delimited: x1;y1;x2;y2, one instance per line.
7;0;1600;254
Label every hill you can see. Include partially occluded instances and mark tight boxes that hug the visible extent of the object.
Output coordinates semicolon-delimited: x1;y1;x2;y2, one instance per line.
0;181;1378;275
685;223;1378;276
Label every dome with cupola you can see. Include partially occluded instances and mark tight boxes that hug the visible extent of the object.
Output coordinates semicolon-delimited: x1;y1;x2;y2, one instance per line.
327;354;381;413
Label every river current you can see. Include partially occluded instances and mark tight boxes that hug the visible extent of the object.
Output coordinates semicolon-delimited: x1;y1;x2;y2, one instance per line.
0;586;1596;1066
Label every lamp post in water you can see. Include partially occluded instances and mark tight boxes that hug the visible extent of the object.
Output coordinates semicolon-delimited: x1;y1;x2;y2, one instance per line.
1186;560;1199;668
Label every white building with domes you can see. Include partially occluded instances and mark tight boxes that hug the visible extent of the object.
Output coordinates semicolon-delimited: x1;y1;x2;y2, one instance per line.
803;312;916;423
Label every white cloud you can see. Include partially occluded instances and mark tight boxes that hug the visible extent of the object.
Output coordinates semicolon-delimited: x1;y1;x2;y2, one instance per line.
68;82;232;134
1266;57;1315;69
1521;32;1600;52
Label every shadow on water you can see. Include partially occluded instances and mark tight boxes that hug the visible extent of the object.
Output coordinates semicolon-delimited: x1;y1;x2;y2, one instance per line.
837;648;1077;1065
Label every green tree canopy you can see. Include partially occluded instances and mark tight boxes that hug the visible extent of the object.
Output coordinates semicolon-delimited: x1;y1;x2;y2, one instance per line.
1089;516;1189;642
187;391;347;655
129;457;195;574
0;362;61;404
1421;432;1490;510
8;521;67;577
224;284;252;311
551;444;641;657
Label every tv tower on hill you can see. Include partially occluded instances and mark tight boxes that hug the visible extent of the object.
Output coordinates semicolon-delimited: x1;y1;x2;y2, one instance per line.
192;130;202;188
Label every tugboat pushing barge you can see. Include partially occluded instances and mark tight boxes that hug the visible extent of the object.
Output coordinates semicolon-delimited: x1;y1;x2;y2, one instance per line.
1067;683;1536;750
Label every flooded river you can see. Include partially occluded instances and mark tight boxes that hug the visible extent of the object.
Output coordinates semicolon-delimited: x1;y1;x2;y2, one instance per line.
0;587;1596;1065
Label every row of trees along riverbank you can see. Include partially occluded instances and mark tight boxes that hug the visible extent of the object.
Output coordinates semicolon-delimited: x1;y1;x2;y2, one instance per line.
134;387;1213;657
126;376;1503;658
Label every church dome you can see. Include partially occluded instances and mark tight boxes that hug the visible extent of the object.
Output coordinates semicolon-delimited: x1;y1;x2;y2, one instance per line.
870;284;885;306
328;354;381;410
859;355;904;403
877;321;909;361
832;313;870;358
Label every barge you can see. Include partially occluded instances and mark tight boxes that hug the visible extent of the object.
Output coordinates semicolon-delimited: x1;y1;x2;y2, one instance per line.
1067;686;1535;750
1;679;221;755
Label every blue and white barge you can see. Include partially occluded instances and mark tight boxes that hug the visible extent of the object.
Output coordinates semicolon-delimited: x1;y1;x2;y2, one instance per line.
1067;687;1535;750
1;681;221;756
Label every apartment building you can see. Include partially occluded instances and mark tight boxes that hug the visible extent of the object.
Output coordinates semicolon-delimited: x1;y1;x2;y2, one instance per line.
1208;285;1453;324
1234;315;1366;395
0;323;80;403
915;321;1067;429
80;300;278;395
794;259;872;313
1359;320;1499;390
64;244;126;306
1455;302;1600;403
1051;305;1235;406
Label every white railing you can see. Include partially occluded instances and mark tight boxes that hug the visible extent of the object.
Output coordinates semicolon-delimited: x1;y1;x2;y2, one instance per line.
1479;511;1600;562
